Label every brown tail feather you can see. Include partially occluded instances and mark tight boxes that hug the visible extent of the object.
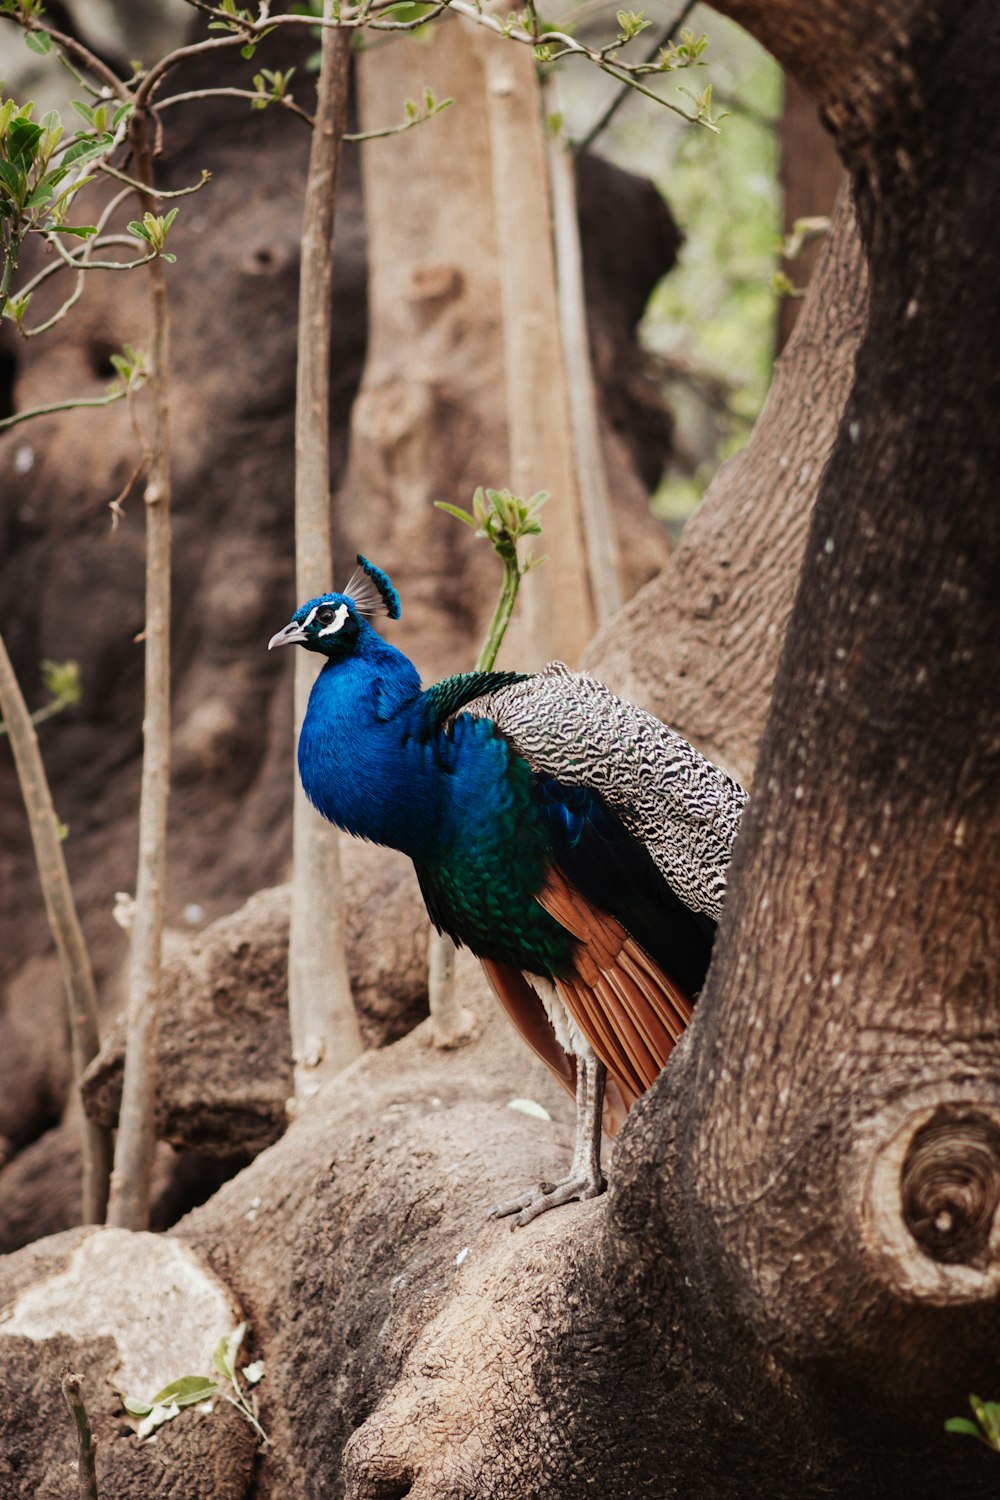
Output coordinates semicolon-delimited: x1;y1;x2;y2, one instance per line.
538;867;695;1109
479;957;630;1135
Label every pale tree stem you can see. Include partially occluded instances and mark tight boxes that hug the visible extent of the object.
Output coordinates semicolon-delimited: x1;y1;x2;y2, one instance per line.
543;72;622;625
0;636;112;1223
289;9;363;1104
476;23;595;668
107;105;172;1229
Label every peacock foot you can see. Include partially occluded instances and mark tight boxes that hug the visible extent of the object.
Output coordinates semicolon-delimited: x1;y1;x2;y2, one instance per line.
487;1171;607;1229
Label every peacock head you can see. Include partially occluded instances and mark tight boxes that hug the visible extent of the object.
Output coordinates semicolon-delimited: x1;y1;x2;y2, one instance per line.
267;554;400;658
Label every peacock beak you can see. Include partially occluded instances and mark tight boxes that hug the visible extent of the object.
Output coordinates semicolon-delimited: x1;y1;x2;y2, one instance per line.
268;621;308;651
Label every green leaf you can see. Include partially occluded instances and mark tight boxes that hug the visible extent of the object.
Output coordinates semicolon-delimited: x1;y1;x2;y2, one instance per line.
212;1323;248;1383
8;116;44;168
123;1395;154;1417
0;160;23;196
24;29;52;54
149;1375;217;1409
40;658;81;705
379;0;435;14
944;1418;983;1438
60;134;113;168
241;43;257;59
23;180;54;208
112;102;134;130
433;502;476;528
127;219;151;242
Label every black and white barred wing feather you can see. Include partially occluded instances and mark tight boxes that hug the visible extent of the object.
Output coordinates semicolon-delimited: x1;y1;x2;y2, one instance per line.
479;662;748;922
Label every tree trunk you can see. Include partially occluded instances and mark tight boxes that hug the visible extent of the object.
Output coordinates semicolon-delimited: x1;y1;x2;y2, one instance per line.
107;104;173;1230
668;0;1000;1407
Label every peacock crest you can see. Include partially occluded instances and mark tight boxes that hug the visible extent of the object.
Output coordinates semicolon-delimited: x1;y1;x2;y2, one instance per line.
342;555;401;621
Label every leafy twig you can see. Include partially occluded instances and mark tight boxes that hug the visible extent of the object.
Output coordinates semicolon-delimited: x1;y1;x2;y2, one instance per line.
426;489;547;1043
573;0;698;154
0;658;80;735
213;1323;269;1445
106;101;174;1232
946;1394;1000;1452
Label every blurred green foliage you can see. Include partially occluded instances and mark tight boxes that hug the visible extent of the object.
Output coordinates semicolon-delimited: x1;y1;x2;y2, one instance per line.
642;15;781;525
555;5;783;530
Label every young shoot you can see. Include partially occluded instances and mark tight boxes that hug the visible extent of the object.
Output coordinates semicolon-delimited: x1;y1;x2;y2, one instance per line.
435;485;547;670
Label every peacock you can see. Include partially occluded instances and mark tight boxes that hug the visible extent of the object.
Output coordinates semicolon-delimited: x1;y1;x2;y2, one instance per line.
269;556;748;1226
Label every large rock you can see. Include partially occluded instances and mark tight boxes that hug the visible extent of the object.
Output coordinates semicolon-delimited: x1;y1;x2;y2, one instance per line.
80;842;428;1157
0;1227;255;1499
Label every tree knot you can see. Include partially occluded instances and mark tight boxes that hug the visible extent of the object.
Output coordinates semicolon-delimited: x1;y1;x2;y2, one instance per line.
901;1107;1000;1270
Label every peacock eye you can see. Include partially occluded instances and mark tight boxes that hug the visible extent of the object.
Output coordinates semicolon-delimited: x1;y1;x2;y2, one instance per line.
316;607;335;626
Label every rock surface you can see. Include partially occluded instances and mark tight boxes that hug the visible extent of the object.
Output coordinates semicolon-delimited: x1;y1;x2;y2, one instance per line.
0;1227;256;1499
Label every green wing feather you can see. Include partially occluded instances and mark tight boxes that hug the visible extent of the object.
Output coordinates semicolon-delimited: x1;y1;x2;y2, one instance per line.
422;670;529;728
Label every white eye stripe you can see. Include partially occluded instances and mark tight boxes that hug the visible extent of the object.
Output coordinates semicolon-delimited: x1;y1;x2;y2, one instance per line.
318;602;349;636
302;605;320;628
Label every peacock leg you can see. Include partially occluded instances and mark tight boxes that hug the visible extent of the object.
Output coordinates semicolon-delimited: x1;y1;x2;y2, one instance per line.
488;1052;608;1228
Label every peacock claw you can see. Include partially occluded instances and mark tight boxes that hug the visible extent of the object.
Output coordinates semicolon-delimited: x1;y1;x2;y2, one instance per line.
488;1172;607;1229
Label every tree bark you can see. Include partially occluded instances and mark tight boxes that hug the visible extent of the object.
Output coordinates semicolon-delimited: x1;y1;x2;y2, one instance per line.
667;0;1000;1401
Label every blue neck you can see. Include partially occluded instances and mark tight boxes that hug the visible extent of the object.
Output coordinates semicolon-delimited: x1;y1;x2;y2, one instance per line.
297;626;449;857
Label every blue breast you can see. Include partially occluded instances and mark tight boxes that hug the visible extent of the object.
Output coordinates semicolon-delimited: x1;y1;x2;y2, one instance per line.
296;634;519;864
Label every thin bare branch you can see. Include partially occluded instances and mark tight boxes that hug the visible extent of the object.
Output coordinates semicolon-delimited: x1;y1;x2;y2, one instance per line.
99;162;214;198
0;638;112;1223
61;1372;99;1500
153;87;314;126
368;6;446;30
106;103;174;1231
